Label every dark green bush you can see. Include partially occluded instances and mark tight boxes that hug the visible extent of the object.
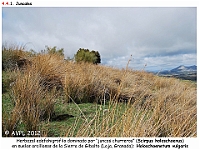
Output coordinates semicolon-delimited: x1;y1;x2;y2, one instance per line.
74;48;101;64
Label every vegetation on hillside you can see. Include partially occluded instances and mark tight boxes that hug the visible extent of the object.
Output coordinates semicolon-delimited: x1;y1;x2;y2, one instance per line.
2;44;196;137
74;48;101;64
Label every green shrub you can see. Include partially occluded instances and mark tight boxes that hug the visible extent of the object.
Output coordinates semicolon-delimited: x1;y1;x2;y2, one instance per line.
74;48;101;64
41;45;64;57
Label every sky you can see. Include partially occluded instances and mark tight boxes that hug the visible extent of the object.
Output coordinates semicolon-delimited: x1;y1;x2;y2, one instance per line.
2;7;197;71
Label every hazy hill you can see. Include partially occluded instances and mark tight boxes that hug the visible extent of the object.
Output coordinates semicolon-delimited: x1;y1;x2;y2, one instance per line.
159;65;197;81
170;65;197;74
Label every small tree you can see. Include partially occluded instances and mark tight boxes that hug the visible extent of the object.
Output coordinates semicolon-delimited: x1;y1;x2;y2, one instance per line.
74;48;101;64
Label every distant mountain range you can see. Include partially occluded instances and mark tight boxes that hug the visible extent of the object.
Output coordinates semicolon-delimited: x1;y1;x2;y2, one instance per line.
158;65;197;81
160;65;197;75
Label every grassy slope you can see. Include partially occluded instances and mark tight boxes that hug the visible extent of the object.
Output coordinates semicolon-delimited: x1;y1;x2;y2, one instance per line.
2;53;197;137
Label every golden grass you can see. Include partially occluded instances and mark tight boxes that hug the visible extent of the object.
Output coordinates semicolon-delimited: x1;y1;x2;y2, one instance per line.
3;52;196;137
62;60;196;137
3;54;65;135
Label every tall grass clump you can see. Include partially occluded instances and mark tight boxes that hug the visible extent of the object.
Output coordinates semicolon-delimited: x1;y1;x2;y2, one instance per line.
3;53;66;136
30;54;66;91
3;69;56;136
63;62;118;104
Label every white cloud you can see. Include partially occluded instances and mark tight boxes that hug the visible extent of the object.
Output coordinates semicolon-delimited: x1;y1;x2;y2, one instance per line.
2;7;196;71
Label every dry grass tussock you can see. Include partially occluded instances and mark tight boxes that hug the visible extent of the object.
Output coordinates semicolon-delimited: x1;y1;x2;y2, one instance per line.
3;53;196;137
3;54;65;135
64;64;196;137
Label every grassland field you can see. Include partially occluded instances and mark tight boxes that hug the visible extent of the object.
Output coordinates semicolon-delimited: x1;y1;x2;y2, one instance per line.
2;46;197;137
